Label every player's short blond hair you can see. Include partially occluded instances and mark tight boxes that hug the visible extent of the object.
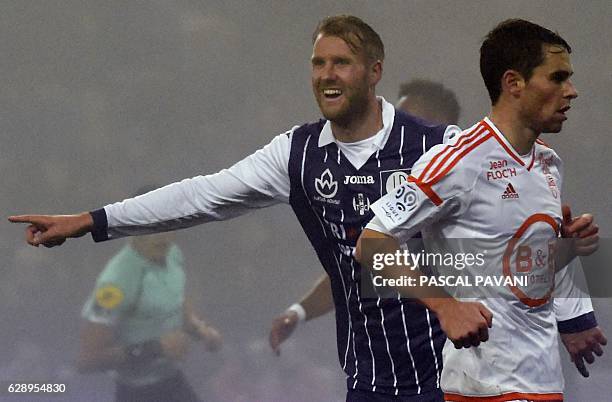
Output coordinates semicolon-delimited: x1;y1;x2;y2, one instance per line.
312;15;385;63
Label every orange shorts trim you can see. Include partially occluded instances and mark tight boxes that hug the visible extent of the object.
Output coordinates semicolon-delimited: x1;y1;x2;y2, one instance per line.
445;391;563;401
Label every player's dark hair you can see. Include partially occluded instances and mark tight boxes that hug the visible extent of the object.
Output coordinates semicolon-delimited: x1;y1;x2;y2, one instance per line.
398;79;460;124
313;15;384;63
480;19;571;105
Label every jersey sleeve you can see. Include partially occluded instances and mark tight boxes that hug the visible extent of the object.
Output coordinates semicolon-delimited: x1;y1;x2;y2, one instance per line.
553;258;597;332
369;142;480;242
91;129;296;241
81;252;143;326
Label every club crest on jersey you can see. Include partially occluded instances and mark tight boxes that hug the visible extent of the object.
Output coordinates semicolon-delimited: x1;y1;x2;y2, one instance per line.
315;169;338;199
344;175;375;185
538;153;558;199
379;168;411;196
352;193;371;216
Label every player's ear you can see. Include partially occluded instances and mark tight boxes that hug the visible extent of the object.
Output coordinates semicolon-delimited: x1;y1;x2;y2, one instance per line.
501;70;525;98
369;59;383;86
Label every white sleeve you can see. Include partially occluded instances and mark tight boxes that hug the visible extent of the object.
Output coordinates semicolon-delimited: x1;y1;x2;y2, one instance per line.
102;129;295;239
365;215;391;235
369;143;479;242
553;258;594;321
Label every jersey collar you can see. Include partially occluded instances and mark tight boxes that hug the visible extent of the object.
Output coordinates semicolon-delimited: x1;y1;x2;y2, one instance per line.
483;116;536;169
318;96;395;150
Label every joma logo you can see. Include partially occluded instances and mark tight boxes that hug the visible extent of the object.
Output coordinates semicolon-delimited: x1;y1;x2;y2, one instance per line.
344;175;374;184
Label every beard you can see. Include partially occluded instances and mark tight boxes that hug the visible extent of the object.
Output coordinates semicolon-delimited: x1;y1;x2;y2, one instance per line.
315;84;370;126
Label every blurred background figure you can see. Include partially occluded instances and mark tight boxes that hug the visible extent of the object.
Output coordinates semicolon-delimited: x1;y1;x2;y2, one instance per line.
396;79;460;125
78;188;222;402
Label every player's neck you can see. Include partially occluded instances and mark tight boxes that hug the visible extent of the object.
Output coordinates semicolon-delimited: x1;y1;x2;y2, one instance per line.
331;97;383;143
489;107;539;156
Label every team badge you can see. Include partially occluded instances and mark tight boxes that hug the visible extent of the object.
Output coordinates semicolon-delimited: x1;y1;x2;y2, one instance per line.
95;285;124;310
538;153;558;199
379;168;411;196
315;169;338;198
352;193;371;215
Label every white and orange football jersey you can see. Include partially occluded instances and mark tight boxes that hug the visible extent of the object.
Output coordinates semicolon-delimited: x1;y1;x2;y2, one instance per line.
369;117;570;401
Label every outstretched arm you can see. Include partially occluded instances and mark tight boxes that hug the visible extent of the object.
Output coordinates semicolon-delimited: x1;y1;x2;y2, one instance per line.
9;212;93;247
269;274;333;355
9;131;294;247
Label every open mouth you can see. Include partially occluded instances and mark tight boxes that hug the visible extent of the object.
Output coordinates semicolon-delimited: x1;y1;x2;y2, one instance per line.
558;105;571;115
323;88;343;100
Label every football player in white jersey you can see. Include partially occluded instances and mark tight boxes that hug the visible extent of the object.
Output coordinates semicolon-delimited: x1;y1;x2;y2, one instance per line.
270;78;605;381
357;19;601;401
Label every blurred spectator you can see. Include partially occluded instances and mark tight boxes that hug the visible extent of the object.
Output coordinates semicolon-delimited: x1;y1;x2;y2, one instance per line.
78;188;222;402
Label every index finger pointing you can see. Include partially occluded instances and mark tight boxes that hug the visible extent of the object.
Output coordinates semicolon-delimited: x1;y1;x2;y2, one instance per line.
8;215;40;223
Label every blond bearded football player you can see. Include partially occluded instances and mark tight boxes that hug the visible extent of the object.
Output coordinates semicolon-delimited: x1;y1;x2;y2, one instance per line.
9;15;472;401
358;19;601;402
8;16;604;402
270;79;604;381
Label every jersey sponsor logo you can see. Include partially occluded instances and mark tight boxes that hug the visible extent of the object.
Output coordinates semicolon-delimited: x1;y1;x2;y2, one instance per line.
489;159;508;169
486;159;516;181
501;183;519;199
343;175;375;185
315;168;338;199
352;193;371;215
95;285;124;310
379;168;411;196
338;244;356;256
502;214;558;307
323;218;346;240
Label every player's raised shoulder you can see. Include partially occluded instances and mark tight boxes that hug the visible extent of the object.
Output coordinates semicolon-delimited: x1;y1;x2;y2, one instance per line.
411;120;496;186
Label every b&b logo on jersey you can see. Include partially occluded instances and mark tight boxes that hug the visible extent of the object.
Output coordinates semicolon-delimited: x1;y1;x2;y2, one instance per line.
379;169;411;196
